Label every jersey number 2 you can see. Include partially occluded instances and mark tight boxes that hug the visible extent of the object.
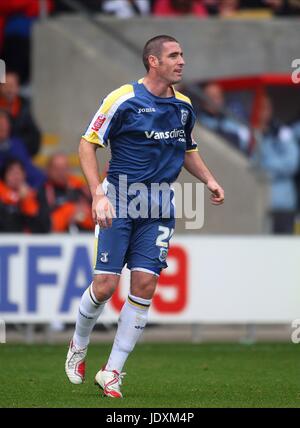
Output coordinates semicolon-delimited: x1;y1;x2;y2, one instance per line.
156;226;174;248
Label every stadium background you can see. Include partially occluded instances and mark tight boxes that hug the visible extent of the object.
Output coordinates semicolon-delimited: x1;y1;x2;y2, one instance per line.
0;0;300;408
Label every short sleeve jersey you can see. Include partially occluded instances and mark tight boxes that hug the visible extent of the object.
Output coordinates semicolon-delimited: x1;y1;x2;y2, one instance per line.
82;79;198;187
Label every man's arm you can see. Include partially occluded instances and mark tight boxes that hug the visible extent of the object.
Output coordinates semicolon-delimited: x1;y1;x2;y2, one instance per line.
184;150;224;205
78;138;115;227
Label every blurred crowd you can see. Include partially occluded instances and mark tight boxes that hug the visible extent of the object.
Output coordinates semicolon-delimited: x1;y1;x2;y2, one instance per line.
55;0;300;17
0;125;94;234
1;0;299;83
0;0;300;235
0;0;299;82
194;82;300;234
101;0;300;18
0;72;94;235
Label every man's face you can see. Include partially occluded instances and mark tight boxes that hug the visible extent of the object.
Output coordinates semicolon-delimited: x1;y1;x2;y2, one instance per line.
47;155;70;187
1;73;19;102
155;42;185;85
4;163;26;191
203;84;224;114
259;96;273;127
0;115;11;141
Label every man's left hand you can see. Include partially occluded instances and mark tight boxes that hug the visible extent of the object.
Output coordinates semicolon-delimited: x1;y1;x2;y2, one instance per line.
207;180;225;205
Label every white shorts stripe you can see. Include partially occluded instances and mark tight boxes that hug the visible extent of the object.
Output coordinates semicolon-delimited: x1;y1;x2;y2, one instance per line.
94;270;121;276
130;267;159;277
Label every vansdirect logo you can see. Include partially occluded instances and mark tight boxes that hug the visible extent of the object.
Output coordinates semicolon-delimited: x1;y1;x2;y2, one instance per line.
145;129;186;140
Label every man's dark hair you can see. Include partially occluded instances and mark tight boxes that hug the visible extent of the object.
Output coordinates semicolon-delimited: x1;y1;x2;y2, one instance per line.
0;158;25;180
143;35;179;72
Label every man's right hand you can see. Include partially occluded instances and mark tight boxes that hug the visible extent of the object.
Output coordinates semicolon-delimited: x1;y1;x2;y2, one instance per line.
92;194;116;228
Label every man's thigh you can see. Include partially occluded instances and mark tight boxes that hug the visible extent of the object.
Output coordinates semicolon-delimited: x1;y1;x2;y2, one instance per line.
126;217;175;276
94;218;132;275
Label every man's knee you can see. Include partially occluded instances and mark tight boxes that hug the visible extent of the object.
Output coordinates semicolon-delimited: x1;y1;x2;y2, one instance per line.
130;271;158;299
92;274;119;302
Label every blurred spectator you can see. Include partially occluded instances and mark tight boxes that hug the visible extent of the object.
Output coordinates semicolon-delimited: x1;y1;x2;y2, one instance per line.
102;0;151;17
153;0;208;16
198;82;250;152
218;0;240;16
0;109;45;188
0;158;49;233
202;0;220;15
0;71;41;156
53;0;103;13
253;96;299;234
0;0;54;84
204;0;273;15
43;153;94;233
292;118;300;141
263;0;300;15
292;118;300;214
293;119;300;138
240;0;267;7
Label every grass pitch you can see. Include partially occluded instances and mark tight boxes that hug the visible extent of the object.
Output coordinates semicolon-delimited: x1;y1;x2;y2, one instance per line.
0;343;299;408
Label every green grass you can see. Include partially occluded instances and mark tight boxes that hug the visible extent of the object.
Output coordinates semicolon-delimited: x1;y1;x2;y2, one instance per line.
0;343;299;408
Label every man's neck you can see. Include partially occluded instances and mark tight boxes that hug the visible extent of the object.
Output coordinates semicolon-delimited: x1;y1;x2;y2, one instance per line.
142;76;174;98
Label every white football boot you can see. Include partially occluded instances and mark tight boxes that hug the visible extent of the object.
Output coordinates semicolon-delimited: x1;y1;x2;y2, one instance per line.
65;340;87;384
94;366;126;398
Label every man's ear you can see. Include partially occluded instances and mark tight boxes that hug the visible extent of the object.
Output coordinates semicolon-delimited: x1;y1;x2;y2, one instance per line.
148;55;160;69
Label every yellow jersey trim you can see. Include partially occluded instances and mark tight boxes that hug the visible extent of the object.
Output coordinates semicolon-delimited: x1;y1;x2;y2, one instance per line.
99;84;134;115
82;84;135;147
82;135;105;147
174;90;192;105
128;296;150;310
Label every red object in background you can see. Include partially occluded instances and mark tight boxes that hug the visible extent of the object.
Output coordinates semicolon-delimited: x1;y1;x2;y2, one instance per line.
45;175;94;232
0;0;54;51
153;0;208;17
0;0;54;17
110;245;188;314
154;245;188;313
215;74;294;127
0;180;39;217
210;74;295;152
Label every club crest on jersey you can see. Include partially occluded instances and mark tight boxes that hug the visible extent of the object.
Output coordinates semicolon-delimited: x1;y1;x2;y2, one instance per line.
100;252;109;263
92;114;106;131
181;109;189;126
159;248;168;263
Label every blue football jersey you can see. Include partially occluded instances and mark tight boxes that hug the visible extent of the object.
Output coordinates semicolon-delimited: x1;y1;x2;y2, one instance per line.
83;78;198;187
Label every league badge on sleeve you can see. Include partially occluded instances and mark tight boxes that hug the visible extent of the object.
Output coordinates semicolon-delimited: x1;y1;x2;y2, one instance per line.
92;114;107;131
